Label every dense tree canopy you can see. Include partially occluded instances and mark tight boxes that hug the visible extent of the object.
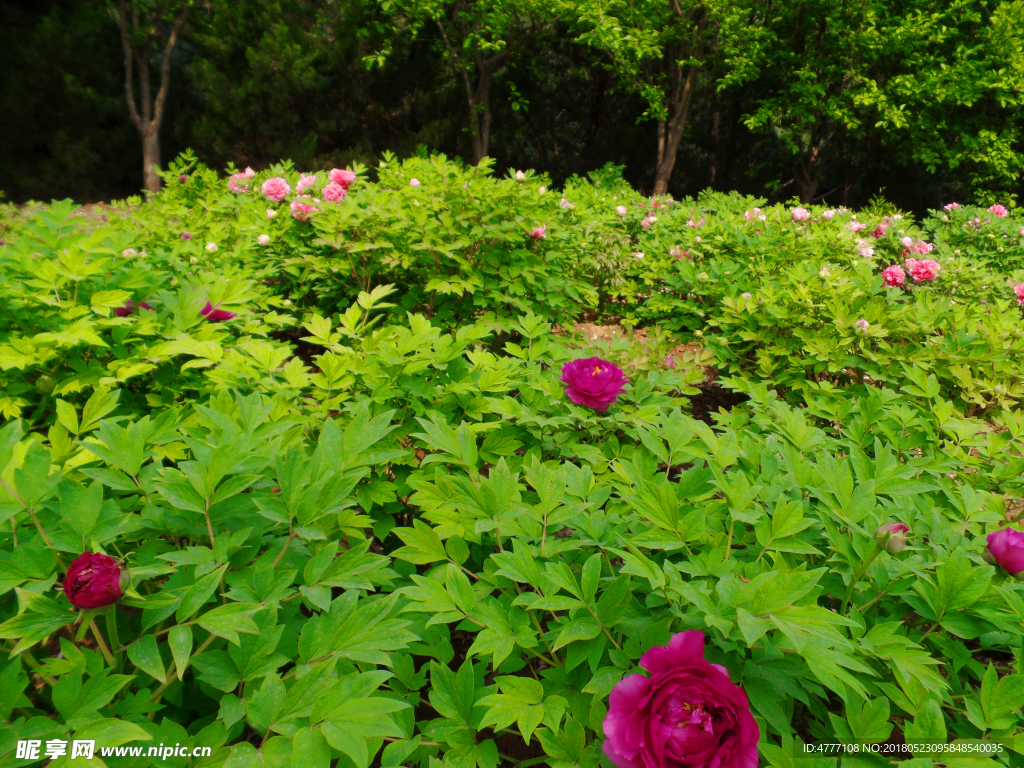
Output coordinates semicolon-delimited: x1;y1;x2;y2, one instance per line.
1;0;1023;211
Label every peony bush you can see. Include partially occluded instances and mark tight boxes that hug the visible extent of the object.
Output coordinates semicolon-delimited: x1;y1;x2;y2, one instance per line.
0;153;1023;767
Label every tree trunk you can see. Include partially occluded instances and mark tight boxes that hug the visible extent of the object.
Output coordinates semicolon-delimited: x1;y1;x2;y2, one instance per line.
652;13;708;196
142;124;161;195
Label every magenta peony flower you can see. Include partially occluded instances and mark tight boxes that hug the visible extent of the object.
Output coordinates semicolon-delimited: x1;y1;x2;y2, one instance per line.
179;175;187;183
989;204;1009;218
875;522;910;553
63;552;126;609
881;265;906;287
180;232;192;241
987;529;1024;576
290;200;319;221
616;206;628;216
869;223;887;238
905;258;940;282
602;631;759;768
528;224;547;239
329;168;357;189
1014;283;1024;305
262;176;291;202
791;207;810;222
113;300;154;318
560;357;629;412
322;182;347;202
200;301;237;322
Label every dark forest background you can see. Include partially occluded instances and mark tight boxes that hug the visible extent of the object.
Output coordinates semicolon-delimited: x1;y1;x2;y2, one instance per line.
2;0;1021;215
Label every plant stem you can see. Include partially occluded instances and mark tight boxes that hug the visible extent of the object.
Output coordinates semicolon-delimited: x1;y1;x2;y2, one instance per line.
840;540;884;616
105;605;123;672
89;619;117;668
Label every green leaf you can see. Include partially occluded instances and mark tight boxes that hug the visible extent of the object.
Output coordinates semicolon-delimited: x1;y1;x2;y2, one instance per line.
58;478;103;539
391;519;448;564
197;602;262;645
127;634;166;682
169;624;193;681
176;564;228;622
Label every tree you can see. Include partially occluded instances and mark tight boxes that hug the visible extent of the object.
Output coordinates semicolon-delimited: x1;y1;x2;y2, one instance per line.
374;0;558;164
111;0;191;194
568;0;734;195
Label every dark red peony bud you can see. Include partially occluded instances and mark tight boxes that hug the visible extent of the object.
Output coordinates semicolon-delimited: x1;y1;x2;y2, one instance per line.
63;553;126;609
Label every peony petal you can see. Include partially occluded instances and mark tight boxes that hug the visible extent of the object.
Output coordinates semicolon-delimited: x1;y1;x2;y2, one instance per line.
641;630;706;674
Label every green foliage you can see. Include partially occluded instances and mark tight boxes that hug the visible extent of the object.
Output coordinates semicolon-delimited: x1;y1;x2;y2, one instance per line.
1;158;1024;766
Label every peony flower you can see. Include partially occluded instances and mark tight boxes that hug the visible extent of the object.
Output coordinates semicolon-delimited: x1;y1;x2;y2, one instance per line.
740;292;752;299
200;301;237;322
1014;283;1024;305
987;529;1024;576
180;232;192;241
869;223;887;238
322;182;347;202
855;319;870;334
881;265;906;287
121;248;138;258
290;200;319;221
670;246;688;261
989;204;1009;218
329;168;356;189
560;197;572;209
875;522;910;553
63;552;126;609
515;170;525;181
791;207;810;222
901;236;913;247
266;208;277;219
262;177;291;202
528;224;547;239
409;178;421;187
616;205;628;216
205;242;217;253
602;631;759;768
822;209;836;220
113;300;154;317
905;258;940;282
634;252;645;259
943;202;960;211
819;266;830;277
560;357;629;412
179;175;187;183
296;174;318;194
641;216;657;229
257;234;270;246
847;221;865;233
859;246;875;259
539;186;547;194
228;167;255;194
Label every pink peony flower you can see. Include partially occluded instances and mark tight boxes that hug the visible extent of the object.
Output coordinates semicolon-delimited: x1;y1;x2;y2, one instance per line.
560;357;629;412
1014;283;1024;304
740;292;752;299
744;208;762;221
63;553;126;609
179;175;187;183
113;300;154;317
290;200;319;221
791;207;810;222
901;236;913;247
848;221;865;233
257;234;270;246
616;206;628;216
515;170;525;181
180;232;192;241
881;265;906;287
819;266;830;277
560;197;572;209
905;258;941;282
875;522;910;554
121;248;138;258
200;301;237;322
943;202;960;211
322;182;347;202
296;174;317;194
528;224;547;239
670;246;689;261
855;319;870;333
989;204;1009;218
869;223;887;238
266;208;277;219
641;216;657;229
409;178;421;187
228;167;255;194
987;529;1024;576
329;168;357;189
859;246;875;259
822;209;836;220
602;631;759;768
634;252;645;259
262;177;291;202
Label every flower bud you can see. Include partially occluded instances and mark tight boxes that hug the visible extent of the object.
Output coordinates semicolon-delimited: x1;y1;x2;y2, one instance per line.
875;522;909;553
63;553;126;608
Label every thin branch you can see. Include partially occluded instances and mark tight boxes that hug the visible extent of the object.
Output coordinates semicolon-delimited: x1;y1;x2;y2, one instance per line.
113;0;143;129
152;3;190;128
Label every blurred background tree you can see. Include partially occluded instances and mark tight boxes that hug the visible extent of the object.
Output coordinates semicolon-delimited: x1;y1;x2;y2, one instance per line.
1;0;1022;212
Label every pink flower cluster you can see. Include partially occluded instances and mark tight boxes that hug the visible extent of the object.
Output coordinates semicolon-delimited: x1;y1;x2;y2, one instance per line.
262;177;291;202
228;167;255;194
881;264;906;287
290;199;319;221
943;202;960;211
989;204;1009;218
641;216;657;230
900;238;934;258
822;209;836;220
847;221;865;233
791;207;810;222
686;216;705;228
905;258;941;282
1014;283;1024;305
869;221;888;238
744;208;766;222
